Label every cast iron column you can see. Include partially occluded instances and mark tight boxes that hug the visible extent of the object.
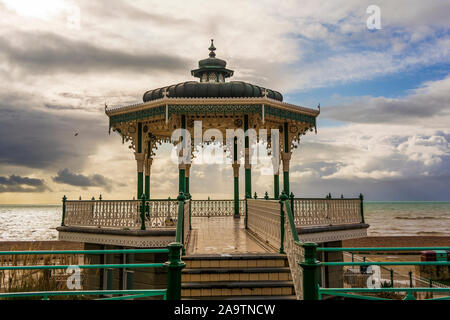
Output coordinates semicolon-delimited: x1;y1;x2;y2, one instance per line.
244;115;251;198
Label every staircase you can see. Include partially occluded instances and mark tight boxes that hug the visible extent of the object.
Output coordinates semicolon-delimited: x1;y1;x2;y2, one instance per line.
181;253;296;299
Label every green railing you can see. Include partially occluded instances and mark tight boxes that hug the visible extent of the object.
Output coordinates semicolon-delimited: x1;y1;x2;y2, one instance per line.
0;245;185;300
300;245;450;300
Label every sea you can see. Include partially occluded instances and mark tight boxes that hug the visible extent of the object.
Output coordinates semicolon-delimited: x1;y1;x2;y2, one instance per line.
0;202;449;241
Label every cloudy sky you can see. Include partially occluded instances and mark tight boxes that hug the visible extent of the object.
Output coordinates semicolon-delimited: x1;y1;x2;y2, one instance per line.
0;0;449;204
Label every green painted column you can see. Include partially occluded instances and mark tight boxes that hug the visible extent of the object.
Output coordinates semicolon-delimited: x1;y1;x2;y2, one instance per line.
61;195;67;226
274;174;280;199
178;167;185;194
233;163;240;218
144;147;152;200
137;172;143;199
136;122;144;198
165;242;185;300
300;242;320;300
185;164;191;196
144;175;150;199
283;171;290;195
178;115;186;194
245;169;251;198
282;122;291;195
244;115;251;198
233;136;240;218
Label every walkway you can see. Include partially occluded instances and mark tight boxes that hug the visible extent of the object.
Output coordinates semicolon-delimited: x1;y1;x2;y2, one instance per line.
186;217;270;255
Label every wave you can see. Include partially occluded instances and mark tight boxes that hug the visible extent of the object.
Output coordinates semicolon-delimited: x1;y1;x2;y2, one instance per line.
416;231;447;235
394;216;443;220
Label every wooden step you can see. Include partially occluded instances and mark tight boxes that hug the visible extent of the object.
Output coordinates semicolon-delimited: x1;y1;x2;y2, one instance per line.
182;267;292;282
181;281;294;298
182;253;287;269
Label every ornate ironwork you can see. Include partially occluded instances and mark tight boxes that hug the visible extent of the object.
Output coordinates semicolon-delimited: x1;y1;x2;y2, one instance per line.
246;199;280;249
64;199;178;229
190;200;245;217
184;200;191;247
292;198;362;226
283;203;305;300
144;199;178;228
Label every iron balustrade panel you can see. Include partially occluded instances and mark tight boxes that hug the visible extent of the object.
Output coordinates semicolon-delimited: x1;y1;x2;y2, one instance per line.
284;218;304;300
184;200;190;247
292;198;361;226
190;200;245;217
64;200;141;228
246;199;280;249
144;200;178;228
64;199;179;229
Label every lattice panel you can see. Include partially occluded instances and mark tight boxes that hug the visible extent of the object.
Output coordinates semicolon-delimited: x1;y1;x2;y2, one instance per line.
184;200;191;247
284;218;304;300
246;199;281;249
190;200;245;217
65;200;178;229
292;199;362;226
65;200;141;228
144;200;178;228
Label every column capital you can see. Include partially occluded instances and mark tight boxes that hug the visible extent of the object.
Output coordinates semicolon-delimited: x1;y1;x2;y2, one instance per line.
282;152;292;161
135;153;145;161
135;153;144;172
185;163;191;178
232;162;240;177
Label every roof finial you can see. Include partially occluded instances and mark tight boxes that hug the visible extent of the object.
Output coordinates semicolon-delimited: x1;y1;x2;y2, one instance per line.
209;39;216;58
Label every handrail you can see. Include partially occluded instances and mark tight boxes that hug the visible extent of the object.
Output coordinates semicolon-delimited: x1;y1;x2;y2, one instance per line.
300;244;450;300
319;247;450;252
279;192;305;300
0;244;184;300
282;198;300;243
175;193;185;244
0;289;167;300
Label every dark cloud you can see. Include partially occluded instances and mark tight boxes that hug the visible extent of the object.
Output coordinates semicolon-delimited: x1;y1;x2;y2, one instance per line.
82;0;194;26
53;168;113;191
0;31;189;75
0;175;48;193
0;93;109;169
44;103;87;111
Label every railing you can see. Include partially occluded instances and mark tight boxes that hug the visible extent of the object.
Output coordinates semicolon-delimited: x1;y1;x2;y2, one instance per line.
300;245;450;300
246;199;281;249
173;193;191;255
292;195;364;226
183;199;190;249
0;245;185;300
62;197;178;230
190;199;245;217
281;194;305;299
62;197;248;230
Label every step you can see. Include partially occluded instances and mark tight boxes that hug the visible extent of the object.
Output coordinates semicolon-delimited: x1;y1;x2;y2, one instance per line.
182;267;292;282
181;281;294;298
182;254;287;269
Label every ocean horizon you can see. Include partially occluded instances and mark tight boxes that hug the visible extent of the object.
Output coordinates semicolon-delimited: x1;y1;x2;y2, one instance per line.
0;201;449;241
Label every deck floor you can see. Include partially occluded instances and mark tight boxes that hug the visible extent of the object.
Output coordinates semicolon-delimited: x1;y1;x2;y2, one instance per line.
186;217;270;255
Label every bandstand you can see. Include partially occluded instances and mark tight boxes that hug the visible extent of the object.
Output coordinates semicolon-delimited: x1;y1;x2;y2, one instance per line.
57;41;369;299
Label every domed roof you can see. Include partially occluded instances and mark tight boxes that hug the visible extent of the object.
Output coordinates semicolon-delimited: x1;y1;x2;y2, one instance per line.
142;40;283;103
143;81;283;102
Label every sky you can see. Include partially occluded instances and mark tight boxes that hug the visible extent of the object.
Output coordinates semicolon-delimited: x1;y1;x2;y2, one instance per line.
0;0;449;204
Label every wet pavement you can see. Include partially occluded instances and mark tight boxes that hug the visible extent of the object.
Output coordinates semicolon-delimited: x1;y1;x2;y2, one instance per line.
186;217;270;255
